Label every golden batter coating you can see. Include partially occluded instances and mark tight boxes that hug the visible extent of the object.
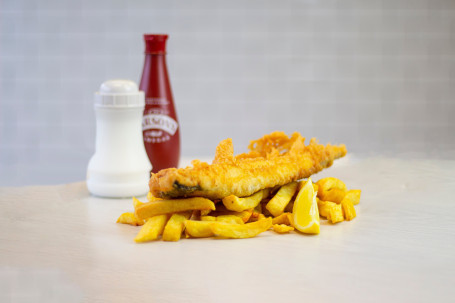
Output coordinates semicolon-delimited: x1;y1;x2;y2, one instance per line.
149;131;347;199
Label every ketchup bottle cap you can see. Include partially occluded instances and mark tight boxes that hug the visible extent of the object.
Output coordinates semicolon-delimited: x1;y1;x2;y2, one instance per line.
144;34;168;54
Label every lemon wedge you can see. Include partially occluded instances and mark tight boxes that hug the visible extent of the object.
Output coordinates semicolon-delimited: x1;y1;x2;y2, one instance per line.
292;177;320;234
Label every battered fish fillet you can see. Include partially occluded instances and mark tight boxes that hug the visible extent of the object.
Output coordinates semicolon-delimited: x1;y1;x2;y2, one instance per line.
149;131;347;200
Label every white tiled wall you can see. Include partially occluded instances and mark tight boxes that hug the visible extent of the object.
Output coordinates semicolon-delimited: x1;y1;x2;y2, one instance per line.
1;0;454;185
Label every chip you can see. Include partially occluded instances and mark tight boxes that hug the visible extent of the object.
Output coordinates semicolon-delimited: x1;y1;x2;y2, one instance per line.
184;220;216;238
162;211;192;242
116;212;144;226
344;189;361;205
222;189;269;212
341;198;356;221
210;218;272;239
251;203;263;218
134;215;168;242
206;208;253;223
200;209;212;216
147;192;161;202
200;215;217;221
316;177;347;203
216;215;244;224
326;204;344;224
132;197;145;209
135;197;216;220
237;209;254;223
317;199;337;218
272;212;292;225
273;224;294;233
266;182;298;217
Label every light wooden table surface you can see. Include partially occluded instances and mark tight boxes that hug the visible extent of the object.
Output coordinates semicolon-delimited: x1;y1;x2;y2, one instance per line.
1;156;454;303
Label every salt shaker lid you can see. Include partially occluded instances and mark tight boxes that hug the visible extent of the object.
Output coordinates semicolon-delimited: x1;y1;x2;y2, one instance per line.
94;79;145;108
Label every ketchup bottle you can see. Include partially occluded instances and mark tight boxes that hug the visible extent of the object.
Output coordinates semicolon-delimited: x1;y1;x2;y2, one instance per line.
140;34;180;173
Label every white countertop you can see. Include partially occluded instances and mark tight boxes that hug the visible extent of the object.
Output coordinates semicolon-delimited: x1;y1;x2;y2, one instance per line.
1;156;454;302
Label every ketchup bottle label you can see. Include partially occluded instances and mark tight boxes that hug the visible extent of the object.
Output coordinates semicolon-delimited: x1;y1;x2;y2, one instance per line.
143;114;178;136
140;34;180;173
143;106;179;144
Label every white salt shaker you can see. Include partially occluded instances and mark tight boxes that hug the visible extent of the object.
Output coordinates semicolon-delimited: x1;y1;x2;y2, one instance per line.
87;79;152;198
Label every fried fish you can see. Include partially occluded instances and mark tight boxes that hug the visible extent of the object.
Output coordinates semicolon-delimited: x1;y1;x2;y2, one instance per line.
149;131;347;200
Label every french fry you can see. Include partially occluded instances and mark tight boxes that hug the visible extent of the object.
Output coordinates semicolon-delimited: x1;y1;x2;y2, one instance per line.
266;182;298;217
134;215;168;242
202;214;244;224
272;212;292;225
222;189;269;212
132;197;145;209
273;224;294;233
206;202;230;213
317;199;337;218
147;192;161;202
344;189;361;205
206;208;253;223
185;220;216;238
316;177;347;203
135;197;215;220
326;189;346;203
116;212;144;226
341;198;356;221
326;204;344;224
201;215;217;221
200;209;212;216
237;209;253;223
217;215;244;224
210;218;272;239
251;203;263;218
248;213;267;222
117;196;149;226
162;211;192;242
184;211;201;238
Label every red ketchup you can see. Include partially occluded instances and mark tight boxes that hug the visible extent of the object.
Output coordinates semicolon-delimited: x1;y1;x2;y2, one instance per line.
140;34;180;173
